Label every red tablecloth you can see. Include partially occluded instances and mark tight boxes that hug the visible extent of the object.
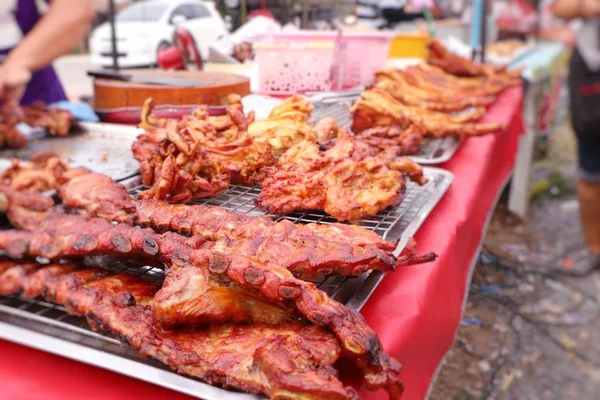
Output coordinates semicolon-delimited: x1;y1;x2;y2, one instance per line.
0;87;524;400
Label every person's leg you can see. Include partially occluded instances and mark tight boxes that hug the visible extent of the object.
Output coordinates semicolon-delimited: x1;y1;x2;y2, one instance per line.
560;49;600;276
576;134;600;254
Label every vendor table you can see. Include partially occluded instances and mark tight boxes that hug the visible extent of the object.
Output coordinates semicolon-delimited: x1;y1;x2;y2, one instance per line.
0;87;523;400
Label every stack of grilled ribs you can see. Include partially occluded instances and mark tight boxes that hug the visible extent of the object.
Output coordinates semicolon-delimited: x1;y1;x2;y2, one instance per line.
0;154;437;399
350;40;522;146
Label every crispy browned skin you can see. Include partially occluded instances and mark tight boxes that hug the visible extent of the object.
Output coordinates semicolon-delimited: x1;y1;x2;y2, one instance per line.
133;96;274;202
0;157;434;279
351;88;504;138
0;259;358;399
426;39;522;79
256;128;427;221
0;210;405;398
374;69;497;111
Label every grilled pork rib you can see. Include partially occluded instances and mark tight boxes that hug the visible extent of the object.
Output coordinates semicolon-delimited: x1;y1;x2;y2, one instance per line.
0;211;404;398
0;259;359;399
55;170;435;279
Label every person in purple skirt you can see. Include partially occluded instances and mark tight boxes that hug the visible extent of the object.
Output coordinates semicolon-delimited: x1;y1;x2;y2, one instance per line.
0;0;95;106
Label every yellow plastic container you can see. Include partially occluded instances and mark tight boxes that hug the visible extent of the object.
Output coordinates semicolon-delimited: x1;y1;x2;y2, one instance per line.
388;33;428;59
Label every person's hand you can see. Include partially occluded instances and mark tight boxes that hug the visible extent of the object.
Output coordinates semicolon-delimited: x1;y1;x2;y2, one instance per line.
582;0;600;18
0;62;32;106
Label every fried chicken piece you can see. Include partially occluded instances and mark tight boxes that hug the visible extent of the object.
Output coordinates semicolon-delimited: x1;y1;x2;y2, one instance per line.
133;98;274;202
256;128;427;221
0;259;358;400
0;102;73;146
351;88;503;138
247;95;319;156
0;211;405;398
352;125;423;156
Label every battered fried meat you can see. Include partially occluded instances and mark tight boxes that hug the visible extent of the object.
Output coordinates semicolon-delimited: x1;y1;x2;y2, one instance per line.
256;128;427;221
133;97;274;202
0;259;358;400
0;211;405;397
247;95;321;156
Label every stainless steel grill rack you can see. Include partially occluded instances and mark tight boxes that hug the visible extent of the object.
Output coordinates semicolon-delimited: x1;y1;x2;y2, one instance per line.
127;167;453;309
0;135;452;399
310;98;462;165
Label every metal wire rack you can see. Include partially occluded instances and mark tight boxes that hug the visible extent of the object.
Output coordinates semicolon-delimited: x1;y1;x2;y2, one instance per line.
0;121;452;399
309;98;462;165
127;167;453;307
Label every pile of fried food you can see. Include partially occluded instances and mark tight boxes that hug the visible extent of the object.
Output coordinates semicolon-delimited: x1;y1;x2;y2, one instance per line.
0;102;73;149
0;153;438;399
351;40;522;146
133;94;426;221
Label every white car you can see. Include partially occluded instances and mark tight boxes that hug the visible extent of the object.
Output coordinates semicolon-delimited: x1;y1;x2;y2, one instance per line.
90;0;228;68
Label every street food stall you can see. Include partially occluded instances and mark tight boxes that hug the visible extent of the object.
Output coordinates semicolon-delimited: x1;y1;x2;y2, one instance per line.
0;1;536;397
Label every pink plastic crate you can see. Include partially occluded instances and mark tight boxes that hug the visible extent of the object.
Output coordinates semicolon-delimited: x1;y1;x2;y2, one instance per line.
254;42;335;95
254;30;394;94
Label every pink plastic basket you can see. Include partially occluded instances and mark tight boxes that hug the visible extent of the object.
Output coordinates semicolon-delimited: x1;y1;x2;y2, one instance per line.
254;41;335;95
253;31;393;95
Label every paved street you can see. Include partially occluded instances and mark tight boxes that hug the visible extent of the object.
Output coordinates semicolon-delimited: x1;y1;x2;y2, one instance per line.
431;121;600;399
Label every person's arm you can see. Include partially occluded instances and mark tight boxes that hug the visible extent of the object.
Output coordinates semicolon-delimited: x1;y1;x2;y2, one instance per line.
0;0;95;103
553;0;600;20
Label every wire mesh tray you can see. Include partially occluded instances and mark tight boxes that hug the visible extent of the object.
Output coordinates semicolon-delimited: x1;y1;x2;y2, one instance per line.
310;98;462;165
0;167;452;400
0;122;143;181
127;167;453;309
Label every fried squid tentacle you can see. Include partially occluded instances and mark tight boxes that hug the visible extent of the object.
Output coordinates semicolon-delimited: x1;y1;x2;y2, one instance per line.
0;260;358;400
0;212;404;398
